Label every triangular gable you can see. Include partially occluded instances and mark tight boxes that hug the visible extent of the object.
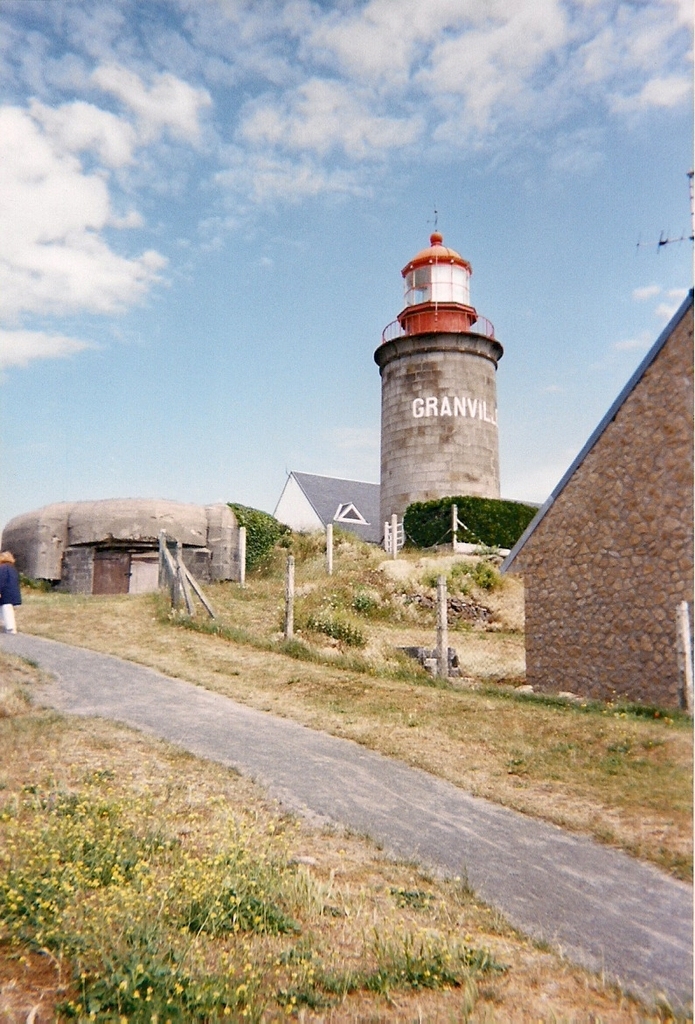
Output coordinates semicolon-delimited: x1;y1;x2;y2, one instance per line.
503;289;694;572
334;502;369;525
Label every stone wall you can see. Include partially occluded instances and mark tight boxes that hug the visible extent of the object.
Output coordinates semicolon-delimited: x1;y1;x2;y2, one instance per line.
59;544;216;593
376;332;502;526
182;547;213;583
61;546;94;595
510;302;693;708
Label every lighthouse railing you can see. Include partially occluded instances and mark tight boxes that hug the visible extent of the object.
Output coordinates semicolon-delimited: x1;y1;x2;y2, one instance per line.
381;314;495;343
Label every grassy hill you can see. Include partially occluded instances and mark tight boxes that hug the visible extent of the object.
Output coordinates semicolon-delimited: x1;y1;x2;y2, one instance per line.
14;531;692;883
0;532;691;1021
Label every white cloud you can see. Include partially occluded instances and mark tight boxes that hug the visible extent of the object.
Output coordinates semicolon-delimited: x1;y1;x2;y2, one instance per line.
306;0;464;88
239;78;422;160
258;0;691;169
216;150;367;204
629;286;689;325
29;98;137;167
91;64;211;144
422;0;570;132
0;329;92;370
611;74;692;113
548;128;604;174
1;0;691;218
612;331;652;352
656;290;688;321
0;104;167;320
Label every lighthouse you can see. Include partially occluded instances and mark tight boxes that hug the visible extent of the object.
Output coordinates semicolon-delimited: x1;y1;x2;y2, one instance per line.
375;232;503;527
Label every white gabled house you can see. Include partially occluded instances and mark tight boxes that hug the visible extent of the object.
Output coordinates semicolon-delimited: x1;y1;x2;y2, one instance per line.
274;472;382;544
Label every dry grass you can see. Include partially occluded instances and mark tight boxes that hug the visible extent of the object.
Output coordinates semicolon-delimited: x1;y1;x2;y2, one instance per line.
11;535;692;885
0;651;686;1023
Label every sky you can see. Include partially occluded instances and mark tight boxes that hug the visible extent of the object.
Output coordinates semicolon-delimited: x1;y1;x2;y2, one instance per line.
0;0;692;531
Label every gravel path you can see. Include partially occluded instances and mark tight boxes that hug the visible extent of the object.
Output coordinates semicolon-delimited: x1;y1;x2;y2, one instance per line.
2;632;692;1008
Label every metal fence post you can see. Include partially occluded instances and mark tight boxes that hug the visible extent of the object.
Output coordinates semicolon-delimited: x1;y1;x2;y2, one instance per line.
391;513;398;560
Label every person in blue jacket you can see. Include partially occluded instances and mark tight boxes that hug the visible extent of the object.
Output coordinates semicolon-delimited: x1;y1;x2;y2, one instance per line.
0;551;21;634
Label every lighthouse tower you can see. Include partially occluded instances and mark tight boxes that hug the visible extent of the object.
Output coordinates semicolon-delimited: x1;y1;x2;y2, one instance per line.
375;232;503;527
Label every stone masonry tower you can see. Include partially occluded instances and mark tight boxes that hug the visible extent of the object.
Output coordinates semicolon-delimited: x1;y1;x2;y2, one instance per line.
375;232;503;526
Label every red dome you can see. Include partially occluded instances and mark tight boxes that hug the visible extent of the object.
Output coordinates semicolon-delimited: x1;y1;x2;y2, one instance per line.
402;232;472;277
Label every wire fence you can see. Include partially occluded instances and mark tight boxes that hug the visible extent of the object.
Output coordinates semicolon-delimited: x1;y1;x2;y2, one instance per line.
205;566;525;685
366;621;525;683
210;533;525;685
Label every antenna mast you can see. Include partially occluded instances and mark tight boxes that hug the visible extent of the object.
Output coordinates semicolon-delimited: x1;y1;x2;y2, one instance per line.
637;171;694;251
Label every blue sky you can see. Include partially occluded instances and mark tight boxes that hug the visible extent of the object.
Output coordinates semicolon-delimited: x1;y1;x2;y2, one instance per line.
0;0;692;530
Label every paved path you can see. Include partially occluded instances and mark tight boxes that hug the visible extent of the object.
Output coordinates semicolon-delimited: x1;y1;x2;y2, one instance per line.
2;633;692;1008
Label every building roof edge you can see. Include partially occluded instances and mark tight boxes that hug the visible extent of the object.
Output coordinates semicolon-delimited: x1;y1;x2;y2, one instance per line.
502;289;694;573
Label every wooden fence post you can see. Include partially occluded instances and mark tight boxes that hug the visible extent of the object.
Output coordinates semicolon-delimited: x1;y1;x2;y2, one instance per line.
326;523;333;576
284;555;295;640
677;601;693;713
436;574;449;680
238;526;247;588
176;542;194;615
168;541;180;608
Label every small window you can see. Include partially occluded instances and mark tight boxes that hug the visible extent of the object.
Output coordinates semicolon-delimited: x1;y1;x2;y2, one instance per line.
334;502;369;525
404;266;432;306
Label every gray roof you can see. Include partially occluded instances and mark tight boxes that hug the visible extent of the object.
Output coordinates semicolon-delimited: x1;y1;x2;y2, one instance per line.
292;472;382;544
502;289;694;572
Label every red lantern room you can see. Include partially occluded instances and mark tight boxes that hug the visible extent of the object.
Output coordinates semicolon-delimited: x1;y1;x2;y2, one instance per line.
382;232;495;341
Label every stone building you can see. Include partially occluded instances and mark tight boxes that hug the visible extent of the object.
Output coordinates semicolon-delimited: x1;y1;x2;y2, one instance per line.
2;499;240;594
375;232;503;526
503;292;693;708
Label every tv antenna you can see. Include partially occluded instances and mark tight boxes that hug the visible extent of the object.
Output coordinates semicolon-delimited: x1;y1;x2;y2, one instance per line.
636;171;694;252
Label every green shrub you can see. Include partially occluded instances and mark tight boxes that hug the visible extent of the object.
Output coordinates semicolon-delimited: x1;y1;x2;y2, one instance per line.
305;613;366;648
19;574;52;592
469;561;500;591
289;531;327;565
352;590;378;615
228;503;290;571
423;560;501;595
364;932;505;994
404;496;538;550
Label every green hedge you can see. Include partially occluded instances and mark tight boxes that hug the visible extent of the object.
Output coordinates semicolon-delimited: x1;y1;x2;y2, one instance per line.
403;495;539;550
228;503;290;570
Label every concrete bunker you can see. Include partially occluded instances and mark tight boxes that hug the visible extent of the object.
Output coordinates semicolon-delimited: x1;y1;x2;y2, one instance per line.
1;499;241;595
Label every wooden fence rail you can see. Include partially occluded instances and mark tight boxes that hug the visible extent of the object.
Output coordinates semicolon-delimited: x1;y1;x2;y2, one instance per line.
158;531;216;619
